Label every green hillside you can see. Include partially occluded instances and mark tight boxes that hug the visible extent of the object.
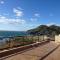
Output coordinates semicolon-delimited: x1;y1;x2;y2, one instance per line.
27;25;60;35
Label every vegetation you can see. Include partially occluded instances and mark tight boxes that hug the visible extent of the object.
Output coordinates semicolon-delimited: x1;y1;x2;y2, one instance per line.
27;25;60;35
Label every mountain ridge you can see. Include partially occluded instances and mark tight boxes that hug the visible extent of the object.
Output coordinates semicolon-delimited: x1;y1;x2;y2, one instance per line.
27;25;60;35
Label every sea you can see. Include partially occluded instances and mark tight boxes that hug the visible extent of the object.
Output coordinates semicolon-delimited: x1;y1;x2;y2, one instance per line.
0;31;28;46
0;31;28;37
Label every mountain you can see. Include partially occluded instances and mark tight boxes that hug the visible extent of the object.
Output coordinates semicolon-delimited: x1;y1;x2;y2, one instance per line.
27;25;60;35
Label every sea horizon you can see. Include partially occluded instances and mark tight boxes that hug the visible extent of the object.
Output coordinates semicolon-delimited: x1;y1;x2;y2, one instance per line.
0;31;28;38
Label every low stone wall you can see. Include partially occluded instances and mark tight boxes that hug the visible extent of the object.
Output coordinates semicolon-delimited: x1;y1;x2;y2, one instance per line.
0;41;49;58
55;35;60;43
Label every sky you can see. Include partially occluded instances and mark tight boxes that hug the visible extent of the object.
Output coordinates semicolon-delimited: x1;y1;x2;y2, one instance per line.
0;0;60;31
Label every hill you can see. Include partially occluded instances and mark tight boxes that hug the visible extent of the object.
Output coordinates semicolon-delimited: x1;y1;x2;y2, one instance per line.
27;25;60;35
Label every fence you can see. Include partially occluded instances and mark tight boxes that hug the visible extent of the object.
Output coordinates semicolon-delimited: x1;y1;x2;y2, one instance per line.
0;35;51;50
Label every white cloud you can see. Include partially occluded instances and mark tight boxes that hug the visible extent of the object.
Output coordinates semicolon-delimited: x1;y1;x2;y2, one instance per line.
13;8;24;17
17;7;23;10
30;13;40;22
46;23;55;26
46;23;60;26
34;13;40;17
30;18;37;22
0;0;4;4
0;16;26;25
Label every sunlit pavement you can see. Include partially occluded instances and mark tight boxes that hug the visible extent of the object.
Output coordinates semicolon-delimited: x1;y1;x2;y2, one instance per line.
44;43;60;60
4;41;59;60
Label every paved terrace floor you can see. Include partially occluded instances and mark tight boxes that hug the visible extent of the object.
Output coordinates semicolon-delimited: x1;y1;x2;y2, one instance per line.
3;41;59;60
44;43;60;60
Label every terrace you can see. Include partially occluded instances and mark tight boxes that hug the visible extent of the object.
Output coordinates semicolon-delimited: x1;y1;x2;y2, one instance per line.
0;35;60;60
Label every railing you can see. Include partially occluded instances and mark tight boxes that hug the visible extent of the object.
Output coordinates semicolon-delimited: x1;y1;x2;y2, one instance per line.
0;35;53;50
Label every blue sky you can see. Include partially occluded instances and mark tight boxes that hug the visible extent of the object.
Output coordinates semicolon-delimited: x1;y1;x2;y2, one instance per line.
0;0;60;31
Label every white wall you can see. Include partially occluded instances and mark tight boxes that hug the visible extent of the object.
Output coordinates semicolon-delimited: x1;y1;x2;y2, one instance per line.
55;35;60;43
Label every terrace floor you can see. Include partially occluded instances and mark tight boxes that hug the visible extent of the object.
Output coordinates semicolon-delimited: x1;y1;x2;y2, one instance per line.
3;41;60;60
44;43;60;60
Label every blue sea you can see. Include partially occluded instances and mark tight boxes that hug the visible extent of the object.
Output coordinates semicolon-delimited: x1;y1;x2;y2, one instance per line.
0;31;28;41
0;31;27;38
0;31;28;47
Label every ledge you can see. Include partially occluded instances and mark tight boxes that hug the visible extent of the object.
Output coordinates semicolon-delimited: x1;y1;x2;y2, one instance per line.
0;40;49;58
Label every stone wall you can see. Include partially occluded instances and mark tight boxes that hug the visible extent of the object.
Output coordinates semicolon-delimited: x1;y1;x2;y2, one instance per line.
55;35;60;43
